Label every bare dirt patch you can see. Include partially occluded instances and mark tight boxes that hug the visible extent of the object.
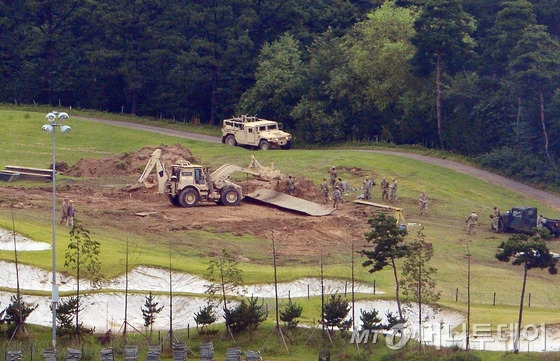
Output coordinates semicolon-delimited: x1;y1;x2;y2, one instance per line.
2;145;373;260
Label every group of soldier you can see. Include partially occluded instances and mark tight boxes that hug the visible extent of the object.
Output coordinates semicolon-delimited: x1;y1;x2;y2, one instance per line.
467;206;498;235
320;166;427;212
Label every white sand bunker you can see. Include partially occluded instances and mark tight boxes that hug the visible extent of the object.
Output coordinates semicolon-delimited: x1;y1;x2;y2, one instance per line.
0;261;383;298
0;228;51;251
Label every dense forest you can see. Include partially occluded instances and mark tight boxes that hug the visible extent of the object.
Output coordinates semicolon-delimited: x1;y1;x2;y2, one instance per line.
1;0;560;184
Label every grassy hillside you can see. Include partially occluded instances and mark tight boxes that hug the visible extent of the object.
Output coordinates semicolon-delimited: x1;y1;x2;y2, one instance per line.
1;108;560;351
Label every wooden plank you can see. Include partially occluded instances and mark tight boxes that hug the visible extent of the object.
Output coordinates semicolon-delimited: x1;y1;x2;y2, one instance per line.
5;165;53;175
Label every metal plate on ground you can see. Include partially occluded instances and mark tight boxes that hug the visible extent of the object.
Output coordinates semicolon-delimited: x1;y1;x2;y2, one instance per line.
246;188;333;216
354;200;401;210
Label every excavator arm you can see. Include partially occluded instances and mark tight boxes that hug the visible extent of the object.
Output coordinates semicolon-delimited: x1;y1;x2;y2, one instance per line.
138;149;169;194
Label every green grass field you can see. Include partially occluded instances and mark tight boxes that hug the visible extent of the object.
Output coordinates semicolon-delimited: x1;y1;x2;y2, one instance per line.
0;107;559;360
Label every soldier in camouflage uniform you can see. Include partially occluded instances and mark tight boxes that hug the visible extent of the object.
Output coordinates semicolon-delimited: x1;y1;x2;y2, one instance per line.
389;178;398;203
328;166;337;190
286;175;295;195
419;190;428;216
466;211;478;235
333;186;342;210
491;206;500;232
321;178;329;204
381;177;389;201
361;176;373;200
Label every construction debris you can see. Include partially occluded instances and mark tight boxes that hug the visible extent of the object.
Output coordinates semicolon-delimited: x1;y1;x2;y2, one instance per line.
4;166;51;181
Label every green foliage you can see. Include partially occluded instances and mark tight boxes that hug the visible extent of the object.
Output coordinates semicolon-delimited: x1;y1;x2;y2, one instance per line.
361;213;408;273
55;296;93;339
496;234;558;273
65;220;103;287
56;296;79;338
322;294;351;331
411;0;476;76
384;310;407;331
238;33;304;128
194;302;217;334
279;299;303;329
141;291;164;334
359;308;382;331
224;296;267;334
400;228;441;305
3;295;37;325
206;249;243;311
477;147;560;187
361;213;408;319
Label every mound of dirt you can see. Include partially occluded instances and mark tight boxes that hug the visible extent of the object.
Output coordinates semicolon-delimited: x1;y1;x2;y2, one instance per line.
239;176;323;203
65;144;197;178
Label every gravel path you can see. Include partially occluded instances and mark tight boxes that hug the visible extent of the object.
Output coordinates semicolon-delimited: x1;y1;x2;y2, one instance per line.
77;116;560;210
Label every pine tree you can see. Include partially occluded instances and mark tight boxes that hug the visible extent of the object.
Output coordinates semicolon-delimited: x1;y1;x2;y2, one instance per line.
141;292;164;337
194;302;217;334
360;213;408;321
279;299;303;329
496;234;557;353
322;294;351;332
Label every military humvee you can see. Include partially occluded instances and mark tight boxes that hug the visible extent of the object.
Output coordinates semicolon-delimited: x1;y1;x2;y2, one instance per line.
221;115;292;150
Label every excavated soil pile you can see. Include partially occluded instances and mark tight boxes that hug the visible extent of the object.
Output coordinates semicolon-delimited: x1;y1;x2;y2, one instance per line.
239;176;323;203
65;144;197;178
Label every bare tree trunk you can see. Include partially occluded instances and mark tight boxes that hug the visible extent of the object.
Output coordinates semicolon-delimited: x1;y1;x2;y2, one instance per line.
516;97;522;147
76;250;80;343
539;89;553;165
515;265;528;354
436;51;444;149
391;258;403;321
418;262;422;346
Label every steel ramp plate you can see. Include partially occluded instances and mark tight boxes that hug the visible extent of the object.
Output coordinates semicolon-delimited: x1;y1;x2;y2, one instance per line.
246;188;334;216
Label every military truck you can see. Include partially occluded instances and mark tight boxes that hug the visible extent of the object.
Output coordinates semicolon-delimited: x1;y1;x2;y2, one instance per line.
495;206;560;237
221;115;292;150
138;149;243;207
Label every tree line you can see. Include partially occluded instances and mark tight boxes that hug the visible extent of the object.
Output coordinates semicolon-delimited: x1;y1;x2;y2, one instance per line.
2;0;560;184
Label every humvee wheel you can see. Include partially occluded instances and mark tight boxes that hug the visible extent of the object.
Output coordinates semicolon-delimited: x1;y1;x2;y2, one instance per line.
259;140;270;151
221;187;241;206
281;141;292;150
168;195;181;207
225;134;236;146
179;188;200;207
497;218;505;233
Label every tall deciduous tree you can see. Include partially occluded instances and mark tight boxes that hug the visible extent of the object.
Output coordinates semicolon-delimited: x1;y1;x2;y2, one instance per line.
206;249;243;312
348;1;417;113
411;0;476;149
65;220;102;342
400;228;440;345
508;24;560;166
495;234;558;353
360;213;408;321
239;33;304;129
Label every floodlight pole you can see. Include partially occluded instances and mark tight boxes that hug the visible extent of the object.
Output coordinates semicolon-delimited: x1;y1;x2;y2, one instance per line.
50;116;58;349
43;110;70;350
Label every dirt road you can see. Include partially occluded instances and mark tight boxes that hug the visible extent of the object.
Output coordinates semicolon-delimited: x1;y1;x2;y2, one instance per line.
77;116;560;210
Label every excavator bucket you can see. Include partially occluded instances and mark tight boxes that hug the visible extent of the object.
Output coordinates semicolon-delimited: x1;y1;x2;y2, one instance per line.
246;156;284;181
